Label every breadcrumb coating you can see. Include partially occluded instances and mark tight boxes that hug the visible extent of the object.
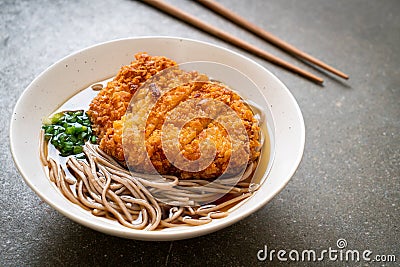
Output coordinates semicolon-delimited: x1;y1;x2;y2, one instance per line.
88;53;261;179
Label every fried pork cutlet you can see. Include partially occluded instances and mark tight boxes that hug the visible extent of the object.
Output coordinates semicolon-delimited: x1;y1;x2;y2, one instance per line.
89;53;261;180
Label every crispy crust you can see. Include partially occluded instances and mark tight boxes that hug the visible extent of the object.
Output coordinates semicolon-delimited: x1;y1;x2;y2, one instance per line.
88;54;261;179
87;52;177;139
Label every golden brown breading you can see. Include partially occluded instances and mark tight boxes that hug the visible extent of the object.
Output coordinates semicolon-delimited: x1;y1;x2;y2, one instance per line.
120;81;260;179
89;53;261;180
87;52;177;139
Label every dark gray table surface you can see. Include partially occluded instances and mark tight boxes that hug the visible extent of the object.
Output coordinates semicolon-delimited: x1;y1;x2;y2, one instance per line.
1;0;399;266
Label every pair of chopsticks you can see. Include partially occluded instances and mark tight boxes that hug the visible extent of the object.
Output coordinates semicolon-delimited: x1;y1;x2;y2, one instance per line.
143;0;349;84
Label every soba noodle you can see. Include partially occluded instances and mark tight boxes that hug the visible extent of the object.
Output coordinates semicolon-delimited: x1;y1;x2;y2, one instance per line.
40;126;263;230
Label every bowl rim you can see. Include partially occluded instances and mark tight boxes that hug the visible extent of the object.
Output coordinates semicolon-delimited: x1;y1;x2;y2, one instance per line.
10;36;305;241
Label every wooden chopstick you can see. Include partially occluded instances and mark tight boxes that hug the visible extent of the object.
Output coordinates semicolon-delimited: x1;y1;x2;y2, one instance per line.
143;0;324;84
197;0;348;80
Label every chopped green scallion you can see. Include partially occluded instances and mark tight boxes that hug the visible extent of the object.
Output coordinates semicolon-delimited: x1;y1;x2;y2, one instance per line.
42;110;96;157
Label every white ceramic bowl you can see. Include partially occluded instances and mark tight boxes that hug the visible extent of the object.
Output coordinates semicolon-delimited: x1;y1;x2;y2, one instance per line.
10;37;304;241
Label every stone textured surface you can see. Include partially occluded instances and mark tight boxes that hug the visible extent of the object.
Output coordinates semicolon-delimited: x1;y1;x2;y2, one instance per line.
1;0;399;266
